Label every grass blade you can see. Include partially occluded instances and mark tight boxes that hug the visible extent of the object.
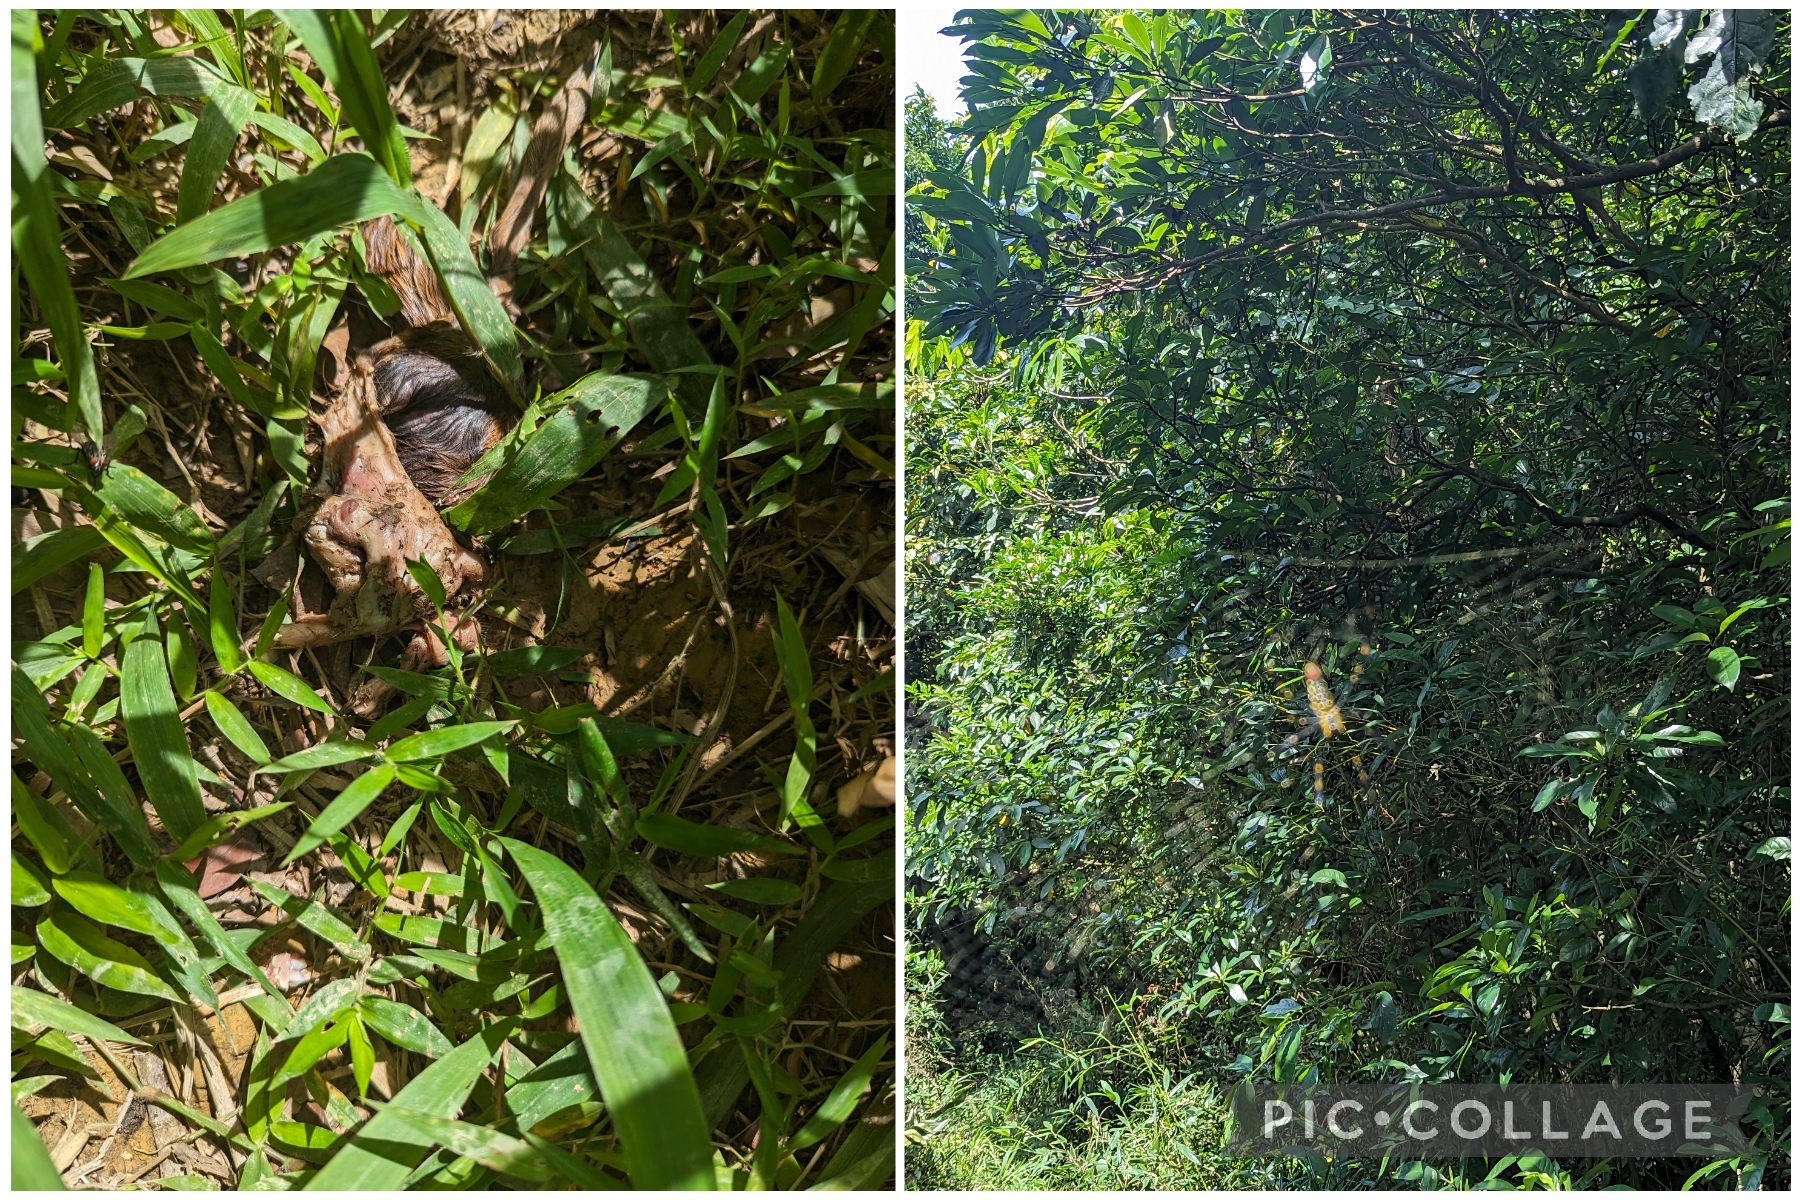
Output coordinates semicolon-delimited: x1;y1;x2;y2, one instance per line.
409;196;520;380
303;1020;516;1190
790;1035;887;1150
174;82;257;225
120;637;206;842
247;660;335;714
11;985;148;1047
280;9;410;187
384;722;515;762
283;764;395;865
811;10;874;101
42;55;227;129
13;526;106;594
36;910;184;1001
443;374;665;533
124;152;420;278
202;690;270;765
14;13;102;441
500;838;715;1189
12;1104;66;1190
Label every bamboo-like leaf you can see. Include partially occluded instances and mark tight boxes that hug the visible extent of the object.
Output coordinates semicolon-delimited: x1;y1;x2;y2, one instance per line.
500;839;715;1189
123;153;421;278
283;764;395;865
35;910;184;1001
357;995;453;1058
171;801;293;862
12;777;71;875
153;857;294;1019
120;638;206;843
789;1036;887;1150
261;741;378;775
175;82;257;225
709;877;803;906
376;1109;554;1181
688;11;750;95
279;9;410;187
554;176;713;391
811;10;874;101
63;720;161;865
248;659;336;714
14;14;102;440
303;1020;517;1190
475;645;590;677
384;722;515;763
408;195;520;379
103;278;205;322
13;526;106;595
10;985;148;1046
247;109;326;165
636;813;803;858
11;1103;67;1191
42;55;228;129
96;462;215;552
202;689;270;764
443;374;665;533
248;880;369;961
14;850;52;906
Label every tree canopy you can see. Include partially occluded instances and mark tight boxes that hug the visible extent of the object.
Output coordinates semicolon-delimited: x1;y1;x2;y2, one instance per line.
905;10;1789;1189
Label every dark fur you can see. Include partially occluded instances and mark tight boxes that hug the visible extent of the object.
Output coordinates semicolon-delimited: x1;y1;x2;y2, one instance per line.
359;221;515;507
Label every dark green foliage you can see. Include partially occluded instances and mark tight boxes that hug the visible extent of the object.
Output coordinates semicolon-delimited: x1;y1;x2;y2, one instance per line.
907;9;1788;1191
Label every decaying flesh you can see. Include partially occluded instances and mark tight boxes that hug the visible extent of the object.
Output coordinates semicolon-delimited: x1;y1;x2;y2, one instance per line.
269;354;484;711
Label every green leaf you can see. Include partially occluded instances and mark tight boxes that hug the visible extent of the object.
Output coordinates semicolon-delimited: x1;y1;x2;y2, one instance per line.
42;55;228;129
636;813;803;858
248;659;336;714
261;741;379;775
35;910;183;1001
406;555;448;612
284;764;395;865
12;1103;66;1192
1706;645;1741;691
279;9;410;187
790;1035;887;1151
443;374;665;533
374;1110;554;1182
1748;836;1790;865
477;645;591;677
13;526;106;595
172;801;294;863
124;153;420;278
121;637;207;843
102;278;205;323
708;877;803;906
248;879;370;961
203;689;270;764
689;11;750;94
175;83;257;225
13;850;51;906
10;985;147;1046
303;1020;517;1190
408;192;520;379
811;10;874;101
153;857;293;1021
95;462;215;551
357;996;454;1058
500;838;715;1189
384;721;515;763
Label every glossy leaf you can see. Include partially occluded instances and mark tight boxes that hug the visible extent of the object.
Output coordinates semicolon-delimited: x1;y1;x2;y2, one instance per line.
501;838;715;1189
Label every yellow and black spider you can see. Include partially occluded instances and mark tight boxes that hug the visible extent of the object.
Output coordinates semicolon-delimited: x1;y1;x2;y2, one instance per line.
1270;641;1389;807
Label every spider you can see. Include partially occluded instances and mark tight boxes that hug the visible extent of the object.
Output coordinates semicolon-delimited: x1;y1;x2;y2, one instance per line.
1269;640;1390;807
